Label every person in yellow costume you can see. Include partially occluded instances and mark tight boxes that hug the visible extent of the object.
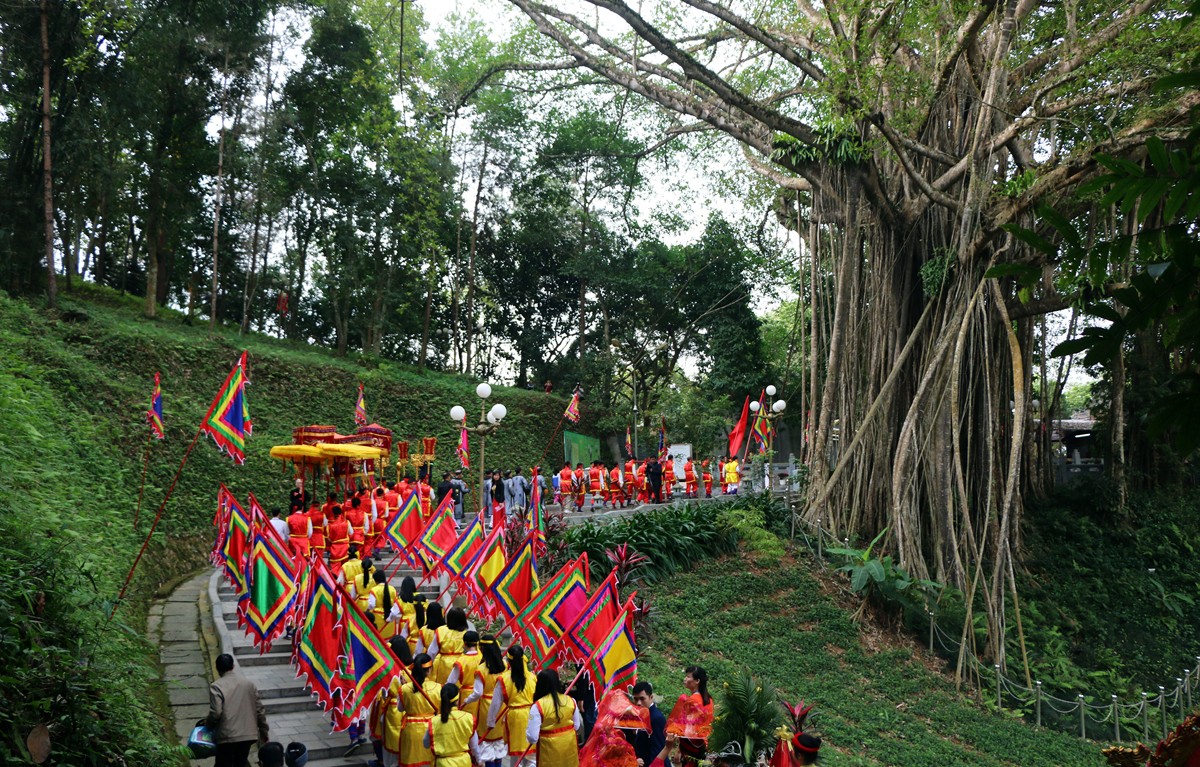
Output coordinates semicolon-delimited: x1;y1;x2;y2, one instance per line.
417;602;444;657
351;558;376;615
444;631;482;715
340;549;369;593
430;607;469;683
486;646;537;767
722;456;740;495
397;576;418;630
526;669;582;767
368;569;402;640
387;653;442;767
406;596;427;656
423;684;480;767
462;635;506;767
379;637;415;767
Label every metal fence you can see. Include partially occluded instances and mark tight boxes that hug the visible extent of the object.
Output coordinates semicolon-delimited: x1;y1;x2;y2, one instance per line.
784;500;1200;742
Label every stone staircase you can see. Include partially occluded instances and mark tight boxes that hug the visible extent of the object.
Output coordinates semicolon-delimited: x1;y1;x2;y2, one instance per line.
209;552;444;767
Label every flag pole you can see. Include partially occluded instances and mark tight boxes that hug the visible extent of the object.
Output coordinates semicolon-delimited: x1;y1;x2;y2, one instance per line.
108;426;204;625
133;427;152;529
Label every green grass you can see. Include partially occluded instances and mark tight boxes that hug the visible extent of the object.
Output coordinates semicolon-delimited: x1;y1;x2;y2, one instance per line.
636;553;1107;767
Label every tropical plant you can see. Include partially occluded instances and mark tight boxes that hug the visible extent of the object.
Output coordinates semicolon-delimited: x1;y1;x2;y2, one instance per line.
709;668;783;763
826;528;943;618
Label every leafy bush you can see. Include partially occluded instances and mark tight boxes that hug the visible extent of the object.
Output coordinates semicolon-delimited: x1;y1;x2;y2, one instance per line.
709;668;783;763
561;503;738;583
716;501;785;565
826;528;943;619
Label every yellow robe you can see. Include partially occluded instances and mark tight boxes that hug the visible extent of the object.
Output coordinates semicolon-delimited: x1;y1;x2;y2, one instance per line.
428;709;475;767
398;679;443;767
453;652;483;720
432;627;466;683
476;668;505;743
382;677;406;754
370;583;401;639
499;668;537;756
535;696;579;767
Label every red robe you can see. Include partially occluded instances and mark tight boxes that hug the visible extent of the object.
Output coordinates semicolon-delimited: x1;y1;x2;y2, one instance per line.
608;467;623;505
662;462;676;499
326;517;351;568
683;461;697;497
588;466;604;494
346;506;367;546
287;511;311;558
308;506;327;552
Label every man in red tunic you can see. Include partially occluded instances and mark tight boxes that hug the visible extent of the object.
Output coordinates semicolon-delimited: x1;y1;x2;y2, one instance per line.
417;477;432;521
286;505;312;559
683;458;697;498
702;461;713;498
573;463;587;510
608;463;624;508
588;462;605;505
558;462;575;512
345;497;367;551
662;457;676;501
326;506;351;573
307;501;327;558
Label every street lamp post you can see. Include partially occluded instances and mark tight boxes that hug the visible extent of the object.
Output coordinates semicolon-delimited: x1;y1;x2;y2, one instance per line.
748;384;788;492
450;382;508;517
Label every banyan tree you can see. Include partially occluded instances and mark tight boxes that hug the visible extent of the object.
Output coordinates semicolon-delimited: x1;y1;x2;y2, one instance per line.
504;0;1199;672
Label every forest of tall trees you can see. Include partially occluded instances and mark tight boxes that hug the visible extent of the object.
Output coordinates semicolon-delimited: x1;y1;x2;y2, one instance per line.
3;0;1199;671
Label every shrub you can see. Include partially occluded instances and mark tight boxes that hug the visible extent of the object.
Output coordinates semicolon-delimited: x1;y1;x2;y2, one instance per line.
709;668;783;763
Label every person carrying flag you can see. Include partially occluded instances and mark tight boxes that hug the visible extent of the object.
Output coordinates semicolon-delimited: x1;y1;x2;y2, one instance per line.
486;646;537;767
424;683;480;767
462;636;507;767
723;456;741;495
525;670;582;767
390;653;442;767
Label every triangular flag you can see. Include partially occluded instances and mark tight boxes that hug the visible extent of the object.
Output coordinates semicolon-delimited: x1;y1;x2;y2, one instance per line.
385;489;424;552
463;525;507;618
581;601;638;695
510;554;591;666
488;533;540;623
415;493;459;571
727;395;750;458
441;514;486;585
340;594;400;721
553;569;623;664
147;371;164;440
355;383;367;426
200;351;251;463
243;522;300;652
295;562;348;712
219;492;252;598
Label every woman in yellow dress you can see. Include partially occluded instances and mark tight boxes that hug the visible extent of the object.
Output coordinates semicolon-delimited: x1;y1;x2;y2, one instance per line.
526;669;581;767
406;596;427;656
430;607;469;683
379;637;415;767
485;645;537;767
462;635;506;767
368;570;402;639
417;602;444;658
423;684;479;767
397;576;417;632
444;631;482;715
348;556;375;614
388;653;442;767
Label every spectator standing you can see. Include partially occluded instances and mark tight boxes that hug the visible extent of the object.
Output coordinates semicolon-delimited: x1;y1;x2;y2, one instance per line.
206;653;269;767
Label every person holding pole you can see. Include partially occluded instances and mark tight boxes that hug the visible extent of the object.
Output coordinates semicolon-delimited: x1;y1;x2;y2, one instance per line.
389;653;442;767
486;646;537;767
423;684;480;767
463;636;506;767
526;670;582;767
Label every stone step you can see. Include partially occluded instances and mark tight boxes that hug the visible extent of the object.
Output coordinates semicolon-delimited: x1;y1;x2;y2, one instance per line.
235;651;294;667
263;695;324;715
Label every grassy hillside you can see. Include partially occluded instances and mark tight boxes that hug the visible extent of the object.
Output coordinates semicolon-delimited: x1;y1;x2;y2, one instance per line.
637;553;1105;767
0;288;596;762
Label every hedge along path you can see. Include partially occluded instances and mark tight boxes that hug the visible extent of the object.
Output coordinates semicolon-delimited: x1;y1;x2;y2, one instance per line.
637;555;1103;767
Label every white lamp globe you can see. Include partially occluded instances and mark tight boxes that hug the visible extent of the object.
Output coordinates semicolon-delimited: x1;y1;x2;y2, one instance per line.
766;385;777;396
749;400;761;413
490;403;508;421
487;412;498;425
450;405;466;421
476;383;492;399
773;400;787;413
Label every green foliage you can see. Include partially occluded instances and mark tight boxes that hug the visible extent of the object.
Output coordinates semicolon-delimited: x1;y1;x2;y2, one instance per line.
638;557;1103;766
771;131;868;168
919;248;954;299
709;668;783;762
561;504;738;584
826;529;943;616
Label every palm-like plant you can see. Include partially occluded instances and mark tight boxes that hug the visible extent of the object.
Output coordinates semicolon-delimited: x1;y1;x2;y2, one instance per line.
709;669;782;763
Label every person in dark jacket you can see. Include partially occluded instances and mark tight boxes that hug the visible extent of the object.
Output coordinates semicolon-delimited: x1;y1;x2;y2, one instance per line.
629;681;670;767
645;459;664;504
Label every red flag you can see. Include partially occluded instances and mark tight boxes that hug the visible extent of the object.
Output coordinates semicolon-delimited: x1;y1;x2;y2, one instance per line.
727;395;750;457
415;493;459;572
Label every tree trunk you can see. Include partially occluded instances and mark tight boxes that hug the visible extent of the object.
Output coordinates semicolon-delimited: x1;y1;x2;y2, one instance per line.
243;16;276;336
466;142;489;375
40;0;58;310
210;51;230;330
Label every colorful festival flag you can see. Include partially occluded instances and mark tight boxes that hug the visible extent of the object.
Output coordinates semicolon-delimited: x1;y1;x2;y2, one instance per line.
385;489;424;552
147;371;164;440
219;492;253;597
581;602;638;695
564;385;582;423
509;555;591;666
243;522;300;652
463;525;507;617
415;494;459;571
554;569;624;664
355;382;367;426
457;418;470;469
200;351;252;464
488;532;540;623
751;391;772;453
530;469;547;555
295;564;348;712
625;426;633;458
658;417;668;461
440;514;485;584
340;596;400;721
211;484;233;566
